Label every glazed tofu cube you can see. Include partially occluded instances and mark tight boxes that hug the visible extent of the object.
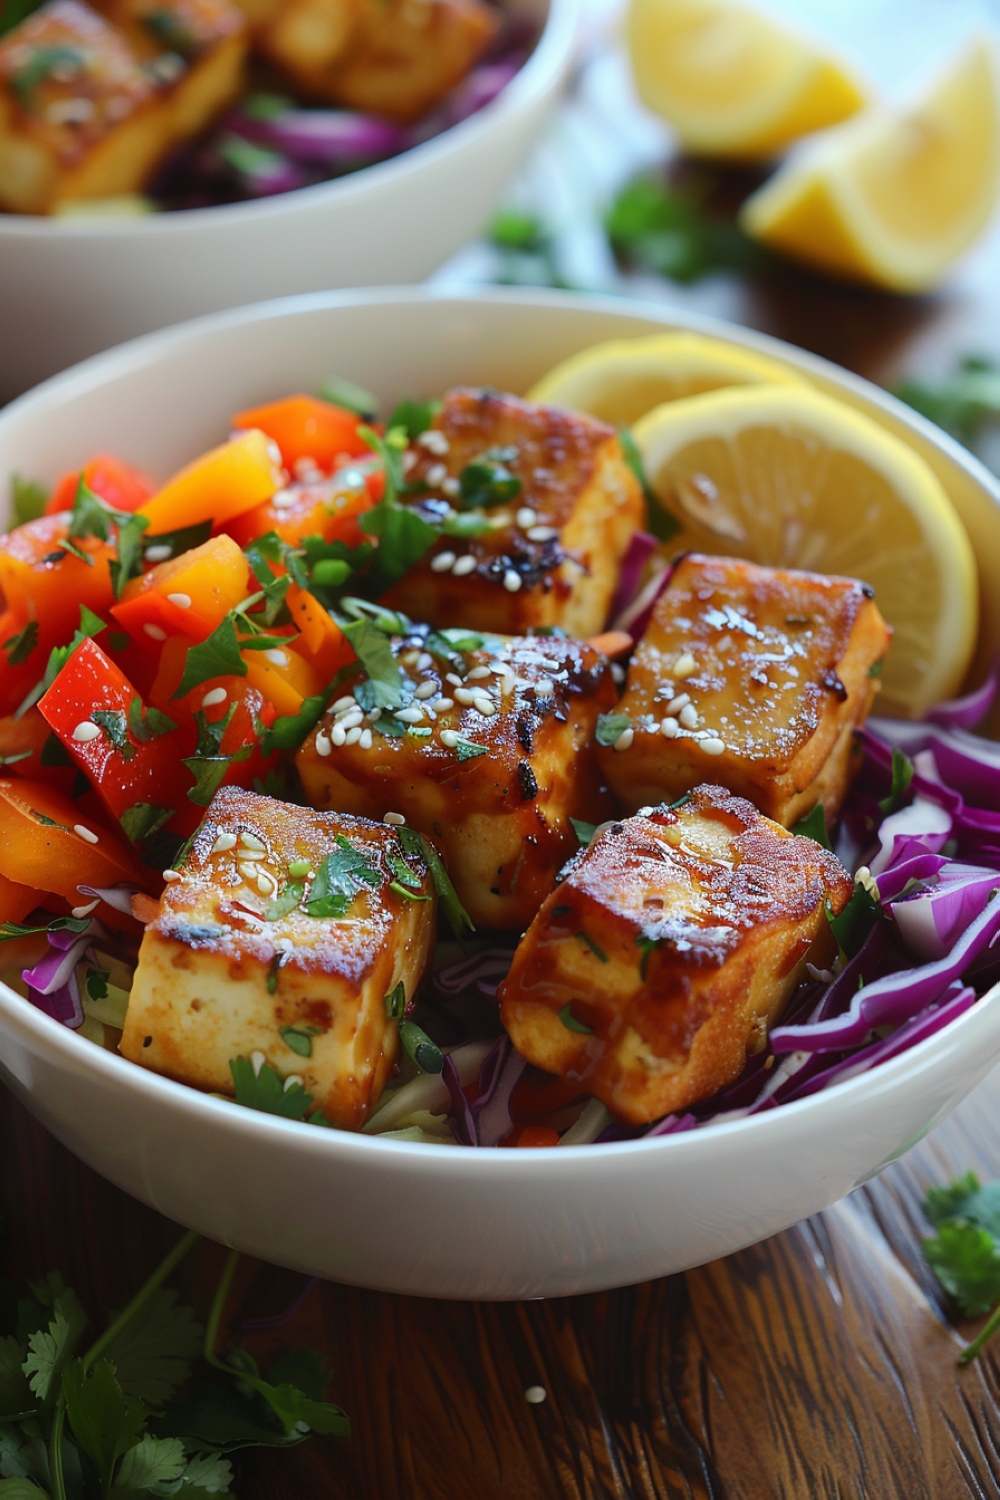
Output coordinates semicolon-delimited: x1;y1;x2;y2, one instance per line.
90;0;247;138
120;787;436;1130
312;0;499;124
297;626;618;929
0;0;163;213
383;389;646;638
598;553;892;829
499;785;854;1125
232;0;369;81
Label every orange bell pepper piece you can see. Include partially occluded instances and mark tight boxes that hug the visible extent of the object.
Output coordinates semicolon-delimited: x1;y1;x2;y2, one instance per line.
0;708;75;793
224;471;376;551
0;870;40;926
243;645;323;718
0;608;48;719
46;453;156;516
112;534;251;645
138;430;278;534
0;517;114;645
231;395;369;472
285;585;353;683
0;777;152;902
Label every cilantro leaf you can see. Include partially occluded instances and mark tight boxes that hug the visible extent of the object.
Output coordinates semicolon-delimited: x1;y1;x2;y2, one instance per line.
455;739;487;761
153;1379;306;1450
173;618;247;700
923;1222;1000;1316
120;803;174;844
0;915;90;943
62;1357;146;1491
93;708;137;762
259;692;331;757
265;882;306;922
318;376;378;421
397;827;472;936
570;817;598;846
606;173;764;284
22;1290;88;1402
229;1058;318;1121
18;605;106;717
924;1172;1000;1241
127;699;176;743
878;747;915;816
304;836;381;918
142;520;212;561
358;501;438;596
388;398;440;439
183;757;234;809
791;804;831;849
109;1432;189;1493
827;880;881;960
894;356;1000;447
109;513;150;600
340;618;405;711
0;1477;51;1497
3;622;38;668
245;1374;349;1439
68;475;118;543
11;474;48;525
457;452;521;510
595;713;630;747
0;1333;34;1418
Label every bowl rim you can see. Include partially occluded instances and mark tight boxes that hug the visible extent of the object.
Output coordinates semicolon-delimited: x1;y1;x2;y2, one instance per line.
0;0;577;239
1;282;998;1167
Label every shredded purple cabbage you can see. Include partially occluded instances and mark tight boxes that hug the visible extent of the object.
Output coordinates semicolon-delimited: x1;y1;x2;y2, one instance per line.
609;530;657;622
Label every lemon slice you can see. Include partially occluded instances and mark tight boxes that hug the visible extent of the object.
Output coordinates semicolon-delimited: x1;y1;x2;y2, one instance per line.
527;333;802;427
741;41;1000;292
626;0;866;161
632;384;978;717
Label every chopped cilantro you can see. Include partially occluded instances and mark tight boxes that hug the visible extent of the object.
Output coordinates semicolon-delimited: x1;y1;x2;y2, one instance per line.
92;707;136;761
340;617;406;711
230;1055;325;1122
558;1004;593;1035
388;398;441;439
894;355;1000;447
0;914;89;942
827;880;881;960
183;755;237;808
868;659;884;678
923;1171;1000;1362
455;738;487;760
127;697;176;743
10;472;48;523
397;827;473;936
172;616;247;699
260;688;337;757
457;451;521;510
3;619;39;666
595;713;631;747
16;604;106;717
636;932;661;980
11;42;82;101
120;803;173;843
318;375;378;421
143;519;212;559
398;1019;443;1073
605;173;764;284
878;746;915;816
570;817;598;846
264;880;306;921
109;512;150;599
278;1024;321;1057
791;804;831;850
386;850;423;890
304;835;381;918
617;424;680;541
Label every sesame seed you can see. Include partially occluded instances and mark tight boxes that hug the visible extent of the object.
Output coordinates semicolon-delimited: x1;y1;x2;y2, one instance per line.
701;737;726;756
384;811;406;825
359;728;373;749
679;705;699;730
46;96;95;125
503;570;522;593
611;663;625;684
414;680;437;700
265;649;288;667
251;1051;266;1077
266;440;283;467
333;695;356;712
431;551;456;573
516;507;537;528
238;849;265;862
257;871;277;896
452;555;477;577
202;687;228;708
454;687;476;705
144;545;172;563
440;729;459;747
331;723;346;746
446;672;462;687
397;706;425;724
665;693;690;715
416;652;433;671
660;717;679;737
614;728;634;752
272;490;297;511
212;832;237;853
345;726;363;745
283;1074;304;1092
162;868;181;882
432;697;454;711
293;456;320;480
473;695;497;717
533;679;554;697
467;666;491;680
144;624;167;641
240;831;266;851
417;429;449;455
71;899;100;918
239;862;258;882
315;732;332;757
524;1386;547;1405
74;824;98;844
402;450;418;475
167;592;192;610
527;526;557;542
442;477;460;498
426;462;448;486
72;720;100;742
338;709;364;730
673;652;697;679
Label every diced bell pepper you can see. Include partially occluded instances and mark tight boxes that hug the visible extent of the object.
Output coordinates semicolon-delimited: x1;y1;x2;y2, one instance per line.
0;708;76;792
224;468;377;550
243;644;323;718
0;608;48;719
112;534;251;645
137;430;279;534
0;777;152;908
0;870;41;926
285;585;354;683
231;395;369;472
46;454;156;516
0;517;114;647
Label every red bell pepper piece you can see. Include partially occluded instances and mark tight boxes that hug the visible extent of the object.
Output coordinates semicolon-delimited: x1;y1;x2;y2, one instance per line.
46;453;156;516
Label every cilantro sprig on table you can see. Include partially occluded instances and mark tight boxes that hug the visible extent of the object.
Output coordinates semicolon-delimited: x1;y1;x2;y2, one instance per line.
0;1230;348;1498
923;1172;1000;1363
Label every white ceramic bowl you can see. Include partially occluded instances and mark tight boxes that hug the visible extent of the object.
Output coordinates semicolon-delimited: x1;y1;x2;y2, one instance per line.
0;0;576;405
1;288;998;1301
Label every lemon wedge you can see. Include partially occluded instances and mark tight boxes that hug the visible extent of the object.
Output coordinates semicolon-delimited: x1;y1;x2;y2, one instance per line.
527;333;802;427
626;0;866;161
632;384;978;717
741;41;1000;292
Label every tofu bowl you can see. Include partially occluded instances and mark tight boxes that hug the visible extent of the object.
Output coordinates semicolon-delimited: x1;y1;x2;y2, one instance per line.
0;0;576;404
0;286;999;1300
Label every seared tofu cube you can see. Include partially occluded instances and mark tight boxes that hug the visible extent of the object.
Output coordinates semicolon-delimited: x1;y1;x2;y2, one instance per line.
0;0;162;213
120;787;436;1130
313;0;499;124
499;785;853;1125
90;0;247;138
598;553;892;829
232;0;369;83
383;388;646;639
297;626;618;929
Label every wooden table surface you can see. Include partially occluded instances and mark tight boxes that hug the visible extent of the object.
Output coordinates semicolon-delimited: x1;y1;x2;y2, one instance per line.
7;26;1000;1499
